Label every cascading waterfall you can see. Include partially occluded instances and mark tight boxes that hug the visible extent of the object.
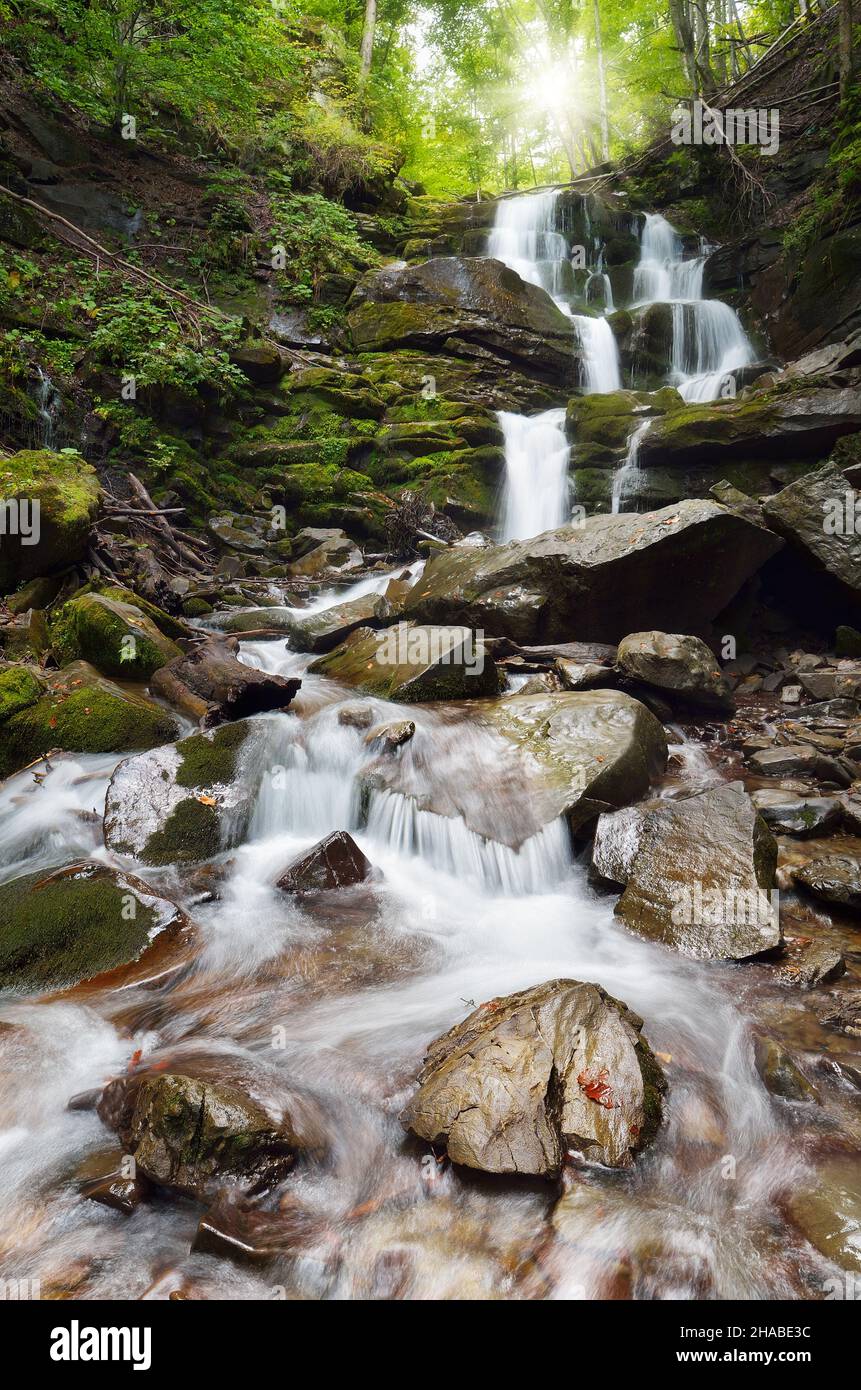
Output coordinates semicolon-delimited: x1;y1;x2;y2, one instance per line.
486;189;571;301
575;314;621;393
34;366;61;448
497;408;570;541
633;211;754;402
611;418;651;514
489;189;620;539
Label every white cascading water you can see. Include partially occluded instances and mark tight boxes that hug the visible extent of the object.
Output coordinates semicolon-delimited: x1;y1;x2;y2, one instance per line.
489;189;619;538
611;418;651;514
633;212;754;402
497;408;570;541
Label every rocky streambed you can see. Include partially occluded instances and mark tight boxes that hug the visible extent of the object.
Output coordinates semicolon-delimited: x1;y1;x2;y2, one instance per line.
1;519;860;1301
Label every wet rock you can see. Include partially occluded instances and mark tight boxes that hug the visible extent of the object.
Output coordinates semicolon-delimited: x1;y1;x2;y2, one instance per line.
308;622;500;701
289;527;362;577
220;593;394;654
786;1158;861;1273
610;782;780;960
485;689;667;833
555;659;616;691
276;831;373;894
192;1193;323;1265
0;450;100;589
337;703;375;730
151;636;300;725
819;989;861;1037
104;721;255;865
0;660;180;781
819;1053;861;1090
753;1034;820;1102
229;340;286;385
51;592;182;681
616;630;732;712
365;719;415;750
97;1061;319;1199
0;862;187;993
774;938;846;989
400;978;666;1176
794;855;861;912
77;1148;151;1215
751;788;844;837
348;256;577;387
748;745;853;786
591;801;655;884
402;500;781;644
763;461;861;612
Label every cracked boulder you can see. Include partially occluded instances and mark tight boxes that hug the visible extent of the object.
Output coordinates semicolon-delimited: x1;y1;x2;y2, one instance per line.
596;782;781;959
399;978;666;1177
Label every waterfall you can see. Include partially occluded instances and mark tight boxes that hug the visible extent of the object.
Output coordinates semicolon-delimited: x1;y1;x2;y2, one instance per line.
486;189;570;301
497;408;570;541
573;315;621;394
35;367;61;449
671;300;755;403
611;419;651;514
488;188;621;397
633;212;755;402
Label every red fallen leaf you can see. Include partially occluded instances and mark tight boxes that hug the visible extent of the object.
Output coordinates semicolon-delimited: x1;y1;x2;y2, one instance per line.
149;1059;170;1072
127;1048;143;1071
49;717;57;728
577;1067;617;1109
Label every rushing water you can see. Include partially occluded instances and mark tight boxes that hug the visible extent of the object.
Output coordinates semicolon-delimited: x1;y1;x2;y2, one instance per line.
497;408;570;540
0;567;847;1300
634;212;754;402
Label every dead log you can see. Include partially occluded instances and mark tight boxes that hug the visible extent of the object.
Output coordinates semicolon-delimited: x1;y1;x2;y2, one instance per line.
151;636;301;725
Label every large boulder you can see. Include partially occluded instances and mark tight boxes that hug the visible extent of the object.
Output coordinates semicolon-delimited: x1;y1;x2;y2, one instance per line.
308;622;500;701
402;502;781;644
0;660;180;781
0;862;188;993
616;630;733;712
794;854;861;912
763;461;861;612
104;721;256;865
484;689;667;834
0;449;100;590
400;979;666;1176
97;1055;324;1199
347;256;577;387
51;592;182;681
598;782;780;959
637;382;861;470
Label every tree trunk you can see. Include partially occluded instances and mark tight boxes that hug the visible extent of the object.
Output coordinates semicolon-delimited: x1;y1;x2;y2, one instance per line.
360;0;377;78
592;0;611;161
669;0;700;92
839;0;855;100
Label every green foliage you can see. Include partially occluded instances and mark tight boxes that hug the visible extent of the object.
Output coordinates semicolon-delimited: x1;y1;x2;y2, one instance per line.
90;291;246;398
268;182;378;303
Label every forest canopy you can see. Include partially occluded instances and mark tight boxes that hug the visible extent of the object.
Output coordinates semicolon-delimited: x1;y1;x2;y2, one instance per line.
0;1;848;195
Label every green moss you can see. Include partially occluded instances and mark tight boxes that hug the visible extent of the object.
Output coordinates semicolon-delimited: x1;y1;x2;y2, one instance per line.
0;672;178;780
0;665;43;723
182;597;214;618
174;722;248;789
142;796;222;865
0;449;100;589
0;865;157;992
50;593;181;680
98;587;190;640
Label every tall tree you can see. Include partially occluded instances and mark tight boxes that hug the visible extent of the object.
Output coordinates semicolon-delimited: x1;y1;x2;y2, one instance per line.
360;0;377;77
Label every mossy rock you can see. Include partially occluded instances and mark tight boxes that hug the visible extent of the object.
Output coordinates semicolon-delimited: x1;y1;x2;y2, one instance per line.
0;660;179;780
97;587;191;640
51;593;182;680
104;721;254;865
0;664;43;724
309;622;500;702
0;450;100;589
5;573;65;615
0;862;183;993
